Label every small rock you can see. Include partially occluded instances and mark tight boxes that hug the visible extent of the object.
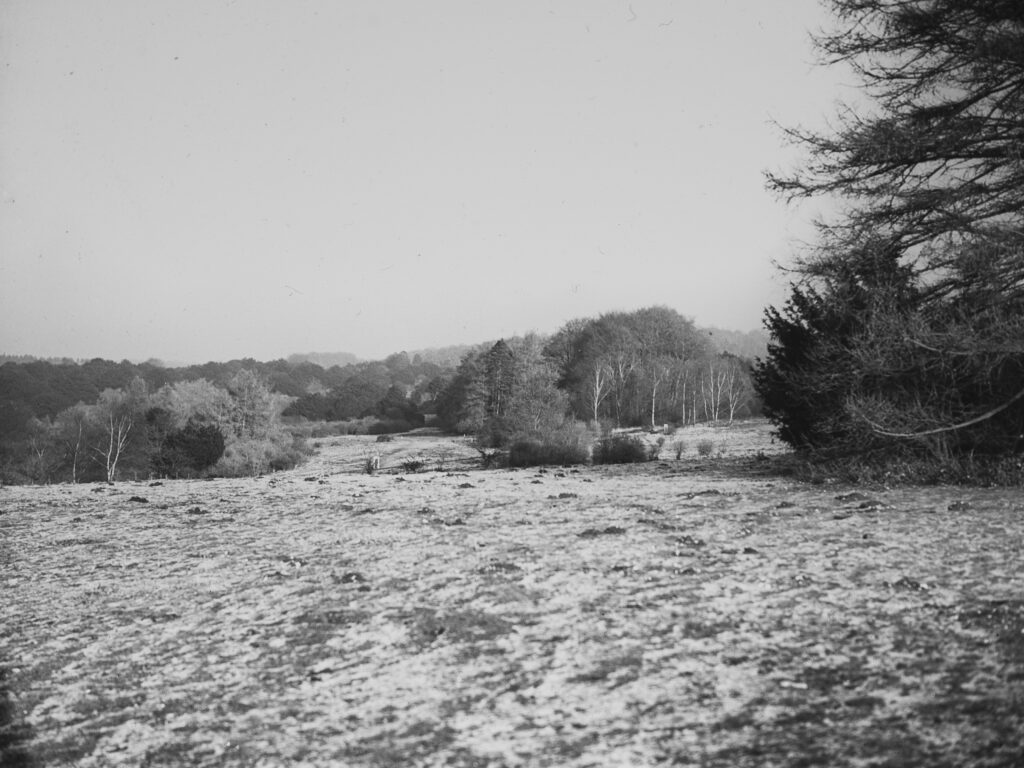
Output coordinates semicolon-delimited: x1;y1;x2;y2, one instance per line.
835;492;870;502
857;500;888;510
674;535;706;548
888;576;927;591
128;496;148;503
337;571;366;584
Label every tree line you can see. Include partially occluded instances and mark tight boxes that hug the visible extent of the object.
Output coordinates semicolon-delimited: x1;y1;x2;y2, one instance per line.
434;307;760;449
1;311;762;482
8;371;302;484
0;354;445;483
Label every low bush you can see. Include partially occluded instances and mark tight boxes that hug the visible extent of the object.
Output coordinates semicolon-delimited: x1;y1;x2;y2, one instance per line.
649;436;666;461
216;432;307;477
400;458;426;473
308;418;376;437
368;419;414;435
476;448;507;469
593;435;649;464
508;439;589;468
696;439;714;457
673;440;686;460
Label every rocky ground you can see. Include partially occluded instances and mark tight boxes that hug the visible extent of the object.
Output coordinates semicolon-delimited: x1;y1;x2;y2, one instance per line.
1;420;1022;767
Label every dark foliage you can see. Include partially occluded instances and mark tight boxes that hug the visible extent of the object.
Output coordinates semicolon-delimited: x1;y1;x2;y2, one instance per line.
760;0;1024;467
592;435;650;464
152;422;226;477
507;439;589;468
368;419;417;435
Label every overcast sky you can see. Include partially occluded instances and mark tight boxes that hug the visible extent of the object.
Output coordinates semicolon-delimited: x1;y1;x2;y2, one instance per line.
0;0;849;364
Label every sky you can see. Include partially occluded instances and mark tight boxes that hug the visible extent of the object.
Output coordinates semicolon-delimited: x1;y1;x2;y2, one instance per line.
0;0;850;364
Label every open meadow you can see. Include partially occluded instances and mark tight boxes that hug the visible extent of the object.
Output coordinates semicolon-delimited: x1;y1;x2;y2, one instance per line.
2;420;1023;767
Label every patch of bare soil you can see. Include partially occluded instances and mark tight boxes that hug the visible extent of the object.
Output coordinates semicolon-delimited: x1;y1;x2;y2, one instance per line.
2;421;1023;767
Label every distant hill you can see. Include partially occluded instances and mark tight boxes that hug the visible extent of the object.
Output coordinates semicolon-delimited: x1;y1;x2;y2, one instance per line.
0;354;83;366
286;351;361;369
405;344;479;368
699;327;769;361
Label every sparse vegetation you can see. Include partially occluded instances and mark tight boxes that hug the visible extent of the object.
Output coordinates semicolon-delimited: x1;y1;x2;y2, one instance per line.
696;439;714;458
400;458;426;473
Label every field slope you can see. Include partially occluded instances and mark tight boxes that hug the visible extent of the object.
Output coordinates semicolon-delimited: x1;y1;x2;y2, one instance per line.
2;422;1023;766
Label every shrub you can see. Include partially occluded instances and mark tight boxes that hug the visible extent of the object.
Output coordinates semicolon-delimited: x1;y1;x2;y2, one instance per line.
696;439;714;457
593;435;649;464
508;439;589;468
214;428;308;477
153;423;226;478
368;419;413;435
649;436;667;461
376;434;395;443
400;458;426;473
476;448;507;469
309;419;374;437
433;449;455;472
673;440;686;460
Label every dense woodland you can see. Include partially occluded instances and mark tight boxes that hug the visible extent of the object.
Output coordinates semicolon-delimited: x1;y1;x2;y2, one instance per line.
0;310;762;484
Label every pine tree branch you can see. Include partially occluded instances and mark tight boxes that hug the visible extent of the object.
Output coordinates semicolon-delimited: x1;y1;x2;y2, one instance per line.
853;384;1024;438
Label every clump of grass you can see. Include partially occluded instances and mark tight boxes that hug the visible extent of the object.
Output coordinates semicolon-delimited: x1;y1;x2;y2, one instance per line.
696;439;715;458
673;440;686;460
434;449;453;472
400;458;425;473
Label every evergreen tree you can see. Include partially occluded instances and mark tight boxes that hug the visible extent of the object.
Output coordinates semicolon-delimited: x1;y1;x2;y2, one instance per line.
759;0;1024;459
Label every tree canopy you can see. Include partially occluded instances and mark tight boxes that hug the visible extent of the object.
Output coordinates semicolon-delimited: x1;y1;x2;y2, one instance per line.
757;0;1024;465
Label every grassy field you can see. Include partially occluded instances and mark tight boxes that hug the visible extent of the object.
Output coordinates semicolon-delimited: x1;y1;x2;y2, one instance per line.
2;420;1023;766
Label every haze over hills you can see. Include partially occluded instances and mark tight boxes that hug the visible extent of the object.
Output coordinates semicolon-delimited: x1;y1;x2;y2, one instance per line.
1;325;769;370
285;327;770;371
285;352;361;369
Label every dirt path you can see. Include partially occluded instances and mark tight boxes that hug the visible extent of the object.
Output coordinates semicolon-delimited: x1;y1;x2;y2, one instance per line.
2;423;1022;766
